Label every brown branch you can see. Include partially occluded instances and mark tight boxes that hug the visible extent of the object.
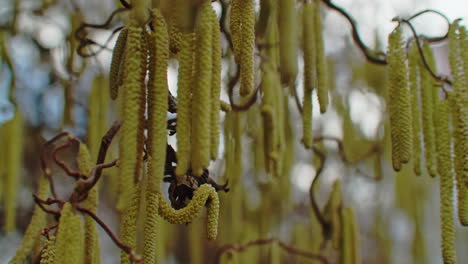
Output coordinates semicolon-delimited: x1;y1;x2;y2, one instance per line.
228;64;259;111
400;19;452;90
320;0;387;65
76;206;142;263
407;9;451;42
215;238;330;264
52;140;87;180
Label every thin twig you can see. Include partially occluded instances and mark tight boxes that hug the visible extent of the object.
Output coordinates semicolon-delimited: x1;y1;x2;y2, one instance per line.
76;206;142;263
215;238;329;264
407;9;451;42
320;0;387;65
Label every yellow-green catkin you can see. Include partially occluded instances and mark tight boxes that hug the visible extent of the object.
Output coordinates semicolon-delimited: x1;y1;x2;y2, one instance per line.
191;1;213;177
175;33;195;177
302;2;315;148
435;99;458;264
448;22;468;225
239;0;255;97
387;26;412;171
340;207;361;264
117;25;146;211
55;203;85;264
230;0;241;62
143;8;169;264
39;236;56;264
158;184;219;240
210;10;222;160
420;44;437;177
313;0;328;113
3;111;23;233
323;180;342;249
9;176;49;264
278;0;298;85
88;75;109;160
109;28;128;100
77;144;100;264
120;185;141;264
409;43;422;176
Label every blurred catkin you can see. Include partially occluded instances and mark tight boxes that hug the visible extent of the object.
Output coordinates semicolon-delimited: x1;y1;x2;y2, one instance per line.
313;0;328;113
109;28;128;100
9;176;49;264
191;1;213;176
409;43;422;176
278;0;298;85
435;99;458;264
55;203;85;264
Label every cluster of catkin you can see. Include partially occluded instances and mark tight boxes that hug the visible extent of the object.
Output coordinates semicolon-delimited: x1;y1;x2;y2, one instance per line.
108;1;221;263
387;22;468;264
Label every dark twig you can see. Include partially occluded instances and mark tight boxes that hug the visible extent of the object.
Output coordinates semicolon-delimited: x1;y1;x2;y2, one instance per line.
52;140;87;180
215;238;329;264
400;19;452;89
228;64;259;111
76;206;142;263
320;0;387;65
309;146;330;240
407;9;451;42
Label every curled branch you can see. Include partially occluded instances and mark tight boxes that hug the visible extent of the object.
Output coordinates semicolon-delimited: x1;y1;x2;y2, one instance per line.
215;238;330;264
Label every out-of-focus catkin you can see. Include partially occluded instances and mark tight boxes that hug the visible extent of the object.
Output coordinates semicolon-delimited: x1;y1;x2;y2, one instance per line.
230;0;241;62
302;2;315;148
448;22;468;226
175;33;195;177
340;207;361;264
77;144;100;264
109;28;128;100
313;0;328;113
409;43;422;176
3;111;23;233
9;176;49;264
191;2;213;177
55;203;85;264
420;44;437;176
435;99;458;264
278;0;298;85
387;26;412;171
210;10;222;160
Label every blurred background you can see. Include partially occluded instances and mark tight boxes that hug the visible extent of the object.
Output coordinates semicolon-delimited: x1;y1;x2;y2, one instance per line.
0;0;467;263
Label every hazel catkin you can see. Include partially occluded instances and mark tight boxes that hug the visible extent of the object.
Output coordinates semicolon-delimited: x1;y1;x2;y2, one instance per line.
191;1;213;177
387;26;412;171
210;10;222;160
409;43;422;176
313;0;328;113
435;99;458;264
109;28;128;100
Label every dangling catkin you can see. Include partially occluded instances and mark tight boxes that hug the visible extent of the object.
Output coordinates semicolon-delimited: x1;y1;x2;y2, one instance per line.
76;144;100;264
4;111;23;233
109;28;128;100
211;10;222;160
387;26;412;171
278;0;298;85
448;22;468;226
230;0;241;62
420;44;437;176
435;99;458;264
143;9;169;263
39;236;56;264
191;1;213;177
409;43;422;176
340;207;361;264
302;2;315;148
55;203;85;264
9;176;49;264
158;184;219;240
175;33;195;177
313;0;328;113
322;180;342;250
117;25;146;211
239;0;255;97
